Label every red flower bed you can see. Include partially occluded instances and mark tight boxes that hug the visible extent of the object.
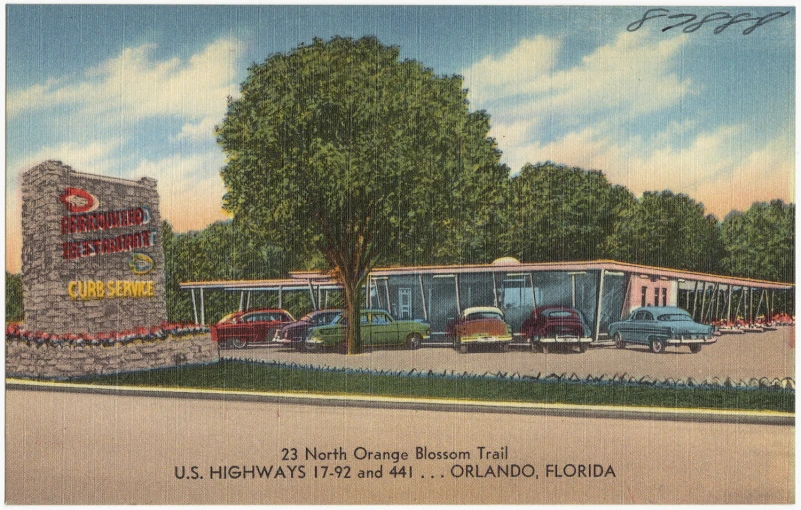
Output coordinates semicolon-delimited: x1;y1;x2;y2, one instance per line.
5;322;208;347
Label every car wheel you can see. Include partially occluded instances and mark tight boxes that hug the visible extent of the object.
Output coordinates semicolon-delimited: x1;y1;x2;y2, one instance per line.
406;333;422;350
337;341;348;354
304;341;320;353
578;342;588;353
689;344;702;354
614;332;626;349
502;343;511;353
230;338;247;349
650;337;666;354
455;338;468;354
541;344;550;354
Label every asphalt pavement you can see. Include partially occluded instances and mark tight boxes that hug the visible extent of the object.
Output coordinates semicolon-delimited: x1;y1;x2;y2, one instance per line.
5;388;794;505
224;326;795;382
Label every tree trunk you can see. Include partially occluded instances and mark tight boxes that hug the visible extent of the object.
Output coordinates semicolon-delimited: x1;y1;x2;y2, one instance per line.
342;275;362;355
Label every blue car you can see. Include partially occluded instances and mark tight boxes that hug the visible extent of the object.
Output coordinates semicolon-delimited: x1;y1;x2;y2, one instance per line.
608;306;716;354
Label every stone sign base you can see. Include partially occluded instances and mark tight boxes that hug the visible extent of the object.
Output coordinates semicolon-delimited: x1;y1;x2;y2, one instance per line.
6;334;219;379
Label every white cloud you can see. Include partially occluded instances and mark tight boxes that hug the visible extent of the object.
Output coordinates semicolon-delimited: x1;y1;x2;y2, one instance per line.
464;30;692;128
7;140;121;187
6;38;243;272
7;38;241;123
503;120;793;219
464;35;561;104
175;116;220;143
462;31;793;220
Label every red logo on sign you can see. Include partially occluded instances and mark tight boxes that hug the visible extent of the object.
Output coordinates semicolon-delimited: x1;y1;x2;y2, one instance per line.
59;187;99;213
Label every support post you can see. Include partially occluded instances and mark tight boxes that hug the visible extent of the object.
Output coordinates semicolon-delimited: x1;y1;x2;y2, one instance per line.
726;285;733;323
419;274;428;321
454;275;461;314
755;289;766;322
622;274;632;319
308;280;317;310
384;279;392;315
593;270;606;342
571;273;577;308
529;272;537;311
199;288;205;326
492;272;499;308
191;289;199;325
699;282;709;323
770;289;775;322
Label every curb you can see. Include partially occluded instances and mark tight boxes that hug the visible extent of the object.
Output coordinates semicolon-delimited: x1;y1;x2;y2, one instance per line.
6;378;794;426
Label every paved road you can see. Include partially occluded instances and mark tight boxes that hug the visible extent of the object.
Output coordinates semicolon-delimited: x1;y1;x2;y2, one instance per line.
225;327;795;381
5;388;793;504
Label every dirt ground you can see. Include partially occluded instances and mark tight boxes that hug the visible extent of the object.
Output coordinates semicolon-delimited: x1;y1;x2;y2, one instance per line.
5;389;794;505
225;326;795;382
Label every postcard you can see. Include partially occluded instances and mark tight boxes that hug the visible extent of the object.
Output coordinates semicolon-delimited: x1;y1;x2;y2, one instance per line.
5;5;795;505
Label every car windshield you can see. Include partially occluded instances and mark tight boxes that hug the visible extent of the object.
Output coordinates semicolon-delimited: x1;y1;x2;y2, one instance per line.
466;311;503;321
657;313;694;321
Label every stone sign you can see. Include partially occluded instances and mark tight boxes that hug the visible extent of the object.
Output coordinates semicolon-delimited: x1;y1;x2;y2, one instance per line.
21;160;167;334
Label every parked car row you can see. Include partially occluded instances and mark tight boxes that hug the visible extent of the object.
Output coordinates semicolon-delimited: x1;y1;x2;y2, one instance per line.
209;305;716;354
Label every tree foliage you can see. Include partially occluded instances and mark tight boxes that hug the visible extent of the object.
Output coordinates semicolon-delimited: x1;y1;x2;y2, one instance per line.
604;190;724;272
5;271;24;323
720;200;794;283
501;162;634;261
217;36;508;353
162;220;311;325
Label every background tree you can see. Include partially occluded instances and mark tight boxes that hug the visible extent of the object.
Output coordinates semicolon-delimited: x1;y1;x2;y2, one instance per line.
720;200;794;282
217;36;508;353
163;220;311;324
500;162;634;261
5;271;24;323
604;190;724;272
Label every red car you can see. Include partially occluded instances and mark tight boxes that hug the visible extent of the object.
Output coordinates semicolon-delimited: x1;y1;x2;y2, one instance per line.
521;305;592;353
211;309;295;349
446;306;513;353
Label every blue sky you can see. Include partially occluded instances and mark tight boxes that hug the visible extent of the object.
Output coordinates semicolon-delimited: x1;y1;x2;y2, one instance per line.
6;5;796;272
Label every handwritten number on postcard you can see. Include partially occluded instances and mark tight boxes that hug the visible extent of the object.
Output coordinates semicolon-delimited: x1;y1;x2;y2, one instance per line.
628;9;790;35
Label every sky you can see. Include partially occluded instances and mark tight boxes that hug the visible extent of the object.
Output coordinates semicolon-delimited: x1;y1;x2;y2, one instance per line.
5;5;796;273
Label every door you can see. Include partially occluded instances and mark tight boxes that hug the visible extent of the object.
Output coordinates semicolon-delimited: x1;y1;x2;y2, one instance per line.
369;311;396;345
398;288;412;319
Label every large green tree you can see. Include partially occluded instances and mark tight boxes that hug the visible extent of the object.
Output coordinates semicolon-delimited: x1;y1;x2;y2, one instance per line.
604;190;724;272
501;162;634;261
720;200;794;282
217;36;508;353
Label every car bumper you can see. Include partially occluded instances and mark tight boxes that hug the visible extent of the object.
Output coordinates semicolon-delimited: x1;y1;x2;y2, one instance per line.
461;334;513;344
535;336;593;344
666;336;717;345
272;337;302;345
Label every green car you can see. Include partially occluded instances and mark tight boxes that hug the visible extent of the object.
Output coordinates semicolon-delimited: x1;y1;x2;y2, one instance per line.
305;309;430;352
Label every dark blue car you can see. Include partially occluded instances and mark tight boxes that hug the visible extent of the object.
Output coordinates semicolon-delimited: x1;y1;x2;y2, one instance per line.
608;306;715;354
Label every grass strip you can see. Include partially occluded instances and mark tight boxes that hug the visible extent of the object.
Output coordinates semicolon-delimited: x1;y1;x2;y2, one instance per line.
72;359;793;413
